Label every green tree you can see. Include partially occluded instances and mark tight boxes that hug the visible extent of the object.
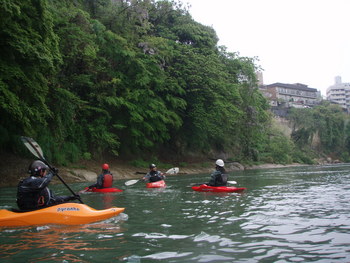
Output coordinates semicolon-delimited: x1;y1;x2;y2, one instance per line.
0;0;284;166
289;102;350;160
0;0;61;150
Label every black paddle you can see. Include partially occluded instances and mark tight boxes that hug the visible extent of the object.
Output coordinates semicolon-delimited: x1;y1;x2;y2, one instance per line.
21;136;83;204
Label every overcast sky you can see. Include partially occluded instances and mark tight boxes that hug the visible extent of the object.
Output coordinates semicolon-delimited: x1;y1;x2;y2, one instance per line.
184;0;350;96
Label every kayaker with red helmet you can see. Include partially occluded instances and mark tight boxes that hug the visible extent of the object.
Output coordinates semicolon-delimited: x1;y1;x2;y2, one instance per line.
88;163;113;189
207;159;228;186
16;160;78;211
143;164;165;183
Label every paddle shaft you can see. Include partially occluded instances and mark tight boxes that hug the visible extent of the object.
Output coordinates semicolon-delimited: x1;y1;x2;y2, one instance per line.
23;137;83;204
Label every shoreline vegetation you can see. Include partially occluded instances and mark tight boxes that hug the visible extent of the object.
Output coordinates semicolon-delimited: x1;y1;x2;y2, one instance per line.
1;152;338;188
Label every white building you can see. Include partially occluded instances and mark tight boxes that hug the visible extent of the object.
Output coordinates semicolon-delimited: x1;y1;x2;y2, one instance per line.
326;76;350;111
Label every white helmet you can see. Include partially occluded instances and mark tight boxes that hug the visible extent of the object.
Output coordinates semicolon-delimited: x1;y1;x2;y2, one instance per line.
215;159;224;167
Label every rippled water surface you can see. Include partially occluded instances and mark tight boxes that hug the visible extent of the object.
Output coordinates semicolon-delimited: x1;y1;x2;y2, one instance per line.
1;164;350;262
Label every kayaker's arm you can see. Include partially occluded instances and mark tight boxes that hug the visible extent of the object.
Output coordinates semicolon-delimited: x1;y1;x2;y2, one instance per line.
97;173;104;188
34;173;54;190
50;167;59;175
142;172;151;182
51;194;80;203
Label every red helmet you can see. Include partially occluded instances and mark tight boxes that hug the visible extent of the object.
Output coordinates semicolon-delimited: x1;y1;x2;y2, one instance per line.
102;163;109;170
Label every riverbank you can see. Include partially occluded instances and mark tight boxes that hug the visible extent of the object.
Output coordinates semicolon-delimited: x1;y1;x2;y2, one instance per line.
0;152;309;187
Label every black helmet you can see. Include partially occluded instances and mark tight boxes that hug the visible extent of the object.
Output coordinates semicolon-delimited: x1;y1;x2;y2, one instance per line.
28;160;48;176
149;163;156;169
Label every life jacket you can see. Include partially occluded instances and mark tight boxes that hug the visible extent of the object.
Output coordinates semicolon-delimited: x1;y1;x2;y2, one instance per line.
17;178;51;211
149;171;163;182
212;172;228;186
217;173;228;186
102;173;113;188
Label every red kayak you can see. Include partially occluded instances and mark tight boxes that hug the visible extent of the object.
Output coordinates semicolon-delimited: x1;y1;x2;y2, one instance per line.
84;187;123;193
192;184;246;193
146;180;166;188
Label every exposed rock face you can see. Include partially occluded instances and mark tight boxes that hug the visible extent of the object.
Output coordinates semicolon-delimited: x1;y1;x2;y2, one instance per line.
64;169;97;182
226;162;244;171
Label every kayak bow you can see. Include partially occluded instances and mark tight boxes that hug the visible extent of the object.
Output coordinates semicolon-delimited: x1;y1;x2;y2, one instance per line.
0;203;125;227
192;184;246;193
146;180;166;188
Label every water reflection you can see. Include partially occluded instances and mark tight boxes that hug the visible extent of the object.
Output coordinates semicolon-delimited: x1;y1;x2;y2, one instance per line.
79;192;119;209
0;216;126;261
102;193;116;209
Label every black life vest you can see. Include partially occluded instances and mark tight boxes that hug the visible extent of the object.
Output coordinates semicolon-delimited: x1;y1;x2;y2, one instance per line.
17;178;51;211
149;171;163;182
215;173;228;186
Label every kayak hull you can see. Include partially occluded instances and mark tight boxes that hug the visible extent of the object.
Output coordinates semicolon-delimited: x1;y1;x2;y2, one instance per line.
146;180;166;188
0;203;125;227
192;184;246;193
84;187;123;193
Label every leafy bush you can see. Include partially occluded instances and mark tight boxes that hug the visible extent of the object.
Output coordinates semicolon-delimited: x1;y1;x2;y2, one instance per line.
179;162;188;167
83;152;92;160
129;159;153;168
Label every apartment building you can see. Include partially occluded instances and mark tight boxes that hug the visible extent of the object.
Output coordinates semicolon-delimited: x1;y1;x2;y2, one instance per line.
262;82;320;108
326;76;350;111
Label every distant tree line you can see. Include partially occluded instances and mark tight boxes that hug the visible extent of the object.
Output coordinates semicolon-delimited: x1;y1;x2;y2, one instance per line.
1;0;349;165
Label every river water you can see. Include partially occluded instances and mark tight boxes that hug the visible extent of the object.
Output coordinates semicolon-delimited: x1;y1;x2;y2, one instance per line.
1;164;350;262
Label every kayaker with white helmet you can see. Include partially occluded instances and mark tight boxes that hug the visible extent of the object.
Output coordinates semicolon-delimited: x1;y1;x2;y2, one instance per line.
207;159;228;186
143;164;165;183
16;160;78;211
88;163;114;189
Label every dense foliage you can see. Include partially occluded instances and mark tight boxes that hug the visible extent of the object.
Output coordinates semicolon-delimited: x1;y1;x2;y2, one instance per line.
1;0;347;166
288;102;350;162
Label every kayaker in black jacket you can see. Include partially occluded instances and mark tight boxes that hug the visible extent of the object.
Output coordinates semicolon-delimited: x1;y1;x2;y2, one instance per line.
17;160;78;211
143;164;165;183
208;159;228;186
88;163;113;189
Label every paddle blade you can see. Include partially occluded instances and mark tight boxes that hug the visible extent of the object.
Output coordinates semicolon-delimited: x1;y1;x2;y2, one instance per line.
21;136;44;160
227;181;237;184
125;179;139;186
165;167;179;175
78;187;89;194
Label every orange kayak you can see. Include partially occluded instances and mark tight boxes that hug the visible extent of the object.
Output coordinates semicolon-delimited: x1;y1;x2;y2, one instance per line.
0;203;125;227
